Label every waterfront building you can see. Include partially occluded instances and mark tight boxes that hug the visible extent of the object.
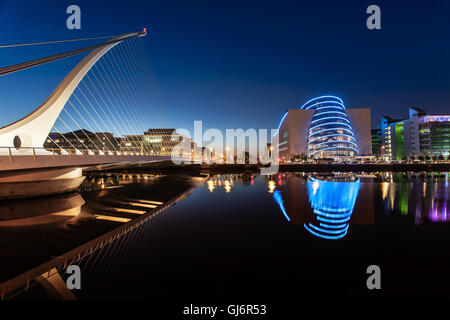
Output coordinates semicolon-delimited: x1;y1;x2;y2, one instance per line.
273;96;372;161
44;130;119;154
381;107;450;160
371;127;382;158
122;128;198;158
45;128;199;159
381;116;405;161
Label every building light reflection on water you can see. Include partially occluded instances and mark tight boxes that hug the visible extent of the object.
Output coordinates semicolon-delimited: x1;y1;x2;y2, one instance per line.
224;180;231;193
273;190;290;222
268;180;276;193
207;180;215;192
207;176;236;193
303;177;361;240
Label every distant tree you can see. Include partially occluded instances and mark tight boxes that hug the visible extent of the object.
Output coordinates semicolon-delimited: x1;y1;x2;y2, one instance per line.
425;155;431;161
409;155;416;161
438;154;445;161
432;155;438;161
418;155;425;161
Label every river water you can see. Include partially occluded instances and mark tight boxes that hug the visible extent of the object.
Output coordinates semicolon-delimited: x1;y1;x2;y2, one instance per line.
8;171;450;299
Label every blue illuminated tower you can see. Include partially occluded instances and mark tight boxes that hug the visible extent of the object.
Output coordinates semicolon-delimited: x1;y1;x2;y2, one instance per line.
301;96;358;157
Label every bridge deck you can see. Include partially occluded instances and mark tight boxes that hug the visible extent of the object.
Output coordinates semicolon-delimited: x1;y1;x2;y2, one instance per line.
0;154;171;172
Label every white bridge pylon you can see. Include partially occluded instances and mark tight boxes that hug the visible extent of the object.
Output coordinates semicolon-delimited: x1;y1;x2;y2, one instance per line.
0;31;144;155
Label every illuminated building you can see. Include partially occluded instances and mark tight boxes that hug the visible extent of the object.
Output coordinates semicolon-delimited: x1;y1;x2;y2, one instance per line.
121;128;201;159
273;96;372;161
45;130;118;154
381;116;405;161
371;127;382;158
381;107;450;160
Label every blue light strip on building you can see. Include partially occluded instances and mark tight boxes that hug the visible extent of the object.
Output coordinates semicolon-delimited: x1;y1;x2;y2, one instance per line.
309;121;354;131
300;95;344;109
309;146;359;156
310;116;351;124
308;128;355;138
274;112;288;137
307;140;358;151
308;133;355;144
299;96;359;158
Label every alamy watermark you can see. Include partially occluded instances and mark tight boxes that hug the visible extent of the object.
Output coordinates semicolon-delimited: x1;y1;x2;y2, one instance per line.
66;264;81;290
366;265;381;290
366;5;381;30
170;121;279;174
66;5;81;30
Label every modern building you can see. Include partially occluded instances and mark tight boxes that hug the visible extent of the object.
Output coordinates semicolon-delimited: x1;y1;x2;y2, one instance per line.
45;128;200;159
44;130;119;154
381;107;450;160
371;127;382;158
121;128;199;158
274;96;372;161
381;116;405;161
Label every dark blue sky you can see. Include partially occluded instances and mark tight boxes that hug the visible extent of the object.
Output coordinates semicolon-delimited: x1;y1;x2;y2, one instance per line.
0;0;449;134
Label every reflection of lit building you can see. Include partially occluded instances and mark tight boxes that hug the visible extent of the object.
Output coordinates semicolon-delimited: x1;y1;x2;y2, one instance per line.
304;176;361;240
268;180;276;193
272;173;366;240
206;175;236;193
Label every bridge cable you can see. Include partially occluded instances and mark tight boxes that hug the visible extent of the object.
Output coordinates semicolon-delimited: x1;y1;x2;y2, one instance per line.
71;91;122;154
0;35;117;48
100;52;146;153
85;72;138;153
76;79;126;154
125;39;171;156
92;61;142;153
126;38;163;155
64;102;105;152
128;39;173;156
108;45;151;153
118;41;158;155
0;32;144;76
56;115;93;153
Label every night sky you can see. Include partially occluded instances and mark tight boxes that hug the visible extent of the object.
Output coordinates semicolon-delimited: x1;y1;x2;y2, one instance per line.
0;0;449;134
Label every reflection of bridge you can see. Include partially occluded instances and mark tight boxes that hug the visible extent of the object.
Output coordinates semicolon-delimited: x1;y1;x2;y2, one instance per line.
0;30;171;197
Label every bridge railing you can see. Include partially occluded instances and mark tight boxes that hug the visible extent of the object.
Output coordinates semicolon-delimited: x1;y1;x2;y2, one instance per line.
0;146;193;158
0;146;154;158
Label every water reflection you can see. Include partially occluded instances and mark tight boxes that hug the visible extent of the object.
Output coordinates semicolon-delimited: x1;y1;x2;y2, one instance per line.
375;172;450;224
303;176;360;240
0;193;85;227
271;173;371;240
206;174;255;193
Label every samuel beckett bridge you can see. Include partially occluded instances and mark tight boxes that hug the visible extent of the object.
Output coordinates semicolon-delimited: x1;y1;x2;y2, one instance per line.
0;29;179;199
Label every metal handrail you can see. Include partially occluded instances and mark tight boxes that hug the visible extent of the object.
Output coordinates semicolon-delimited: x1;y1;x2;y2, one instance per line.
0;146;151;157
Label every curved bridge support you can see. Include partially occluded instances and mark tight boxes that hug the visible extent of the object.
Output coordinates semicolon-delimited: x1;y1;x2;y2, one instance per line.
0;32;143;152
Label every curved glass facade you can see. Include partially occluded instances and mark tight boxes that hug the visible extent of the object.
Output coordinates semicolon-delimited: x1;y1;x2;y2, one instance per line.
301;96;358;158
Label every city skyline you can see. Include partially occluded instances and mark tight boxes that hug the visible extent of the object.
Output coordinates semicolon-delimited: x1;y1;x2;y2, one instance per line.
1;0;450;134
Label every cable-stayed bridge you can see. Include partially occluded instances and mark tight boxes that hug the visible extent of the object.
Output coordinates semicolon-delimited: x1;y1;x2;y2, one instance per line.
0;29;177;198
